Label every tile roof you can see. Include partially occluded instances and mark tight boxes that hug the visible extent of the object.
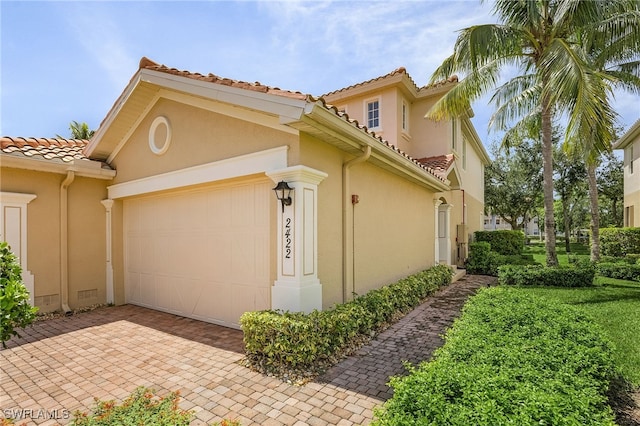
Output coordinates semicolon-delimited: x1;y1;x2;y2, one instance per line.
417;154;455;178
322;67;458;98
1;137;93;163
139;57;448;184
139;57;308;100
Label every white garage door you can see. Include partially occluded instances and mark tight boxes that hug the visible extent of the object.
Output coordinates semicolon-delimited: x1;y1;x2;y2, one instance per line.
124;179;271;329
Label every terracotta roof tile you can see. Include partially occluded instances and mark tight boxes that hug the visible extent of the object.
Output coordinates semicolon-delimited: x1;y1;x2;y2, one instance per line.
139;57;308;100
1;136;93;163
416;154;455;178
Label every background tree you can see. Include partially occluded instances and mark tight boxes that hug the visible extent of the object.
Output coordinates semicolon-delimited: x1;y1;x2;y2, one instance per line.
485;139;542;232
597;152;624;228
554;144;587;252
57;120;94;139
427;0;632;266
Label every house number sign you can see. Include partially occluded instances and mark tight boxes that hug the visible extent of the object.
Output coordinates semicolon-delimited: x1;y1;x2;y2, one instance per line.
282;206;294;276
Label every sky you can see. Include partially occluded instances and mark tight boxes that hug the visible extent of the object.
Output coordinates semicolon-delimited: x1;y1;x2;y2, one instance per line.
1;0;638;150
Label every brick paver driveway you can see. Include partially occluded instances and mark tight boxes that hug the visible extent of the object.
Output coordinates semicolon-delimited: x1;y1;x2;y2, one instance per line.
1;275;494;425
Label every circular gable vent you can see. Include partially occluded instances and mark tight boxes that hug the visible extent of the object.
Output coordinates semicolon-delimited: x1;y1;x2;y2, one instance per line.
149;116;171;155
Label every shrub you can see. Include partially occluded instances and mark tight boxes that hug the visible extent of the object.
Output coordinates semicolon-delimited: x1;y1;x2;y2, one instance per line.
465;242;538;276
596;262;640;281
373;287;617;426
474;230;524;255
0;242;38;347
600;227;640;257
70;387;192;426
497;264;595;287
241;265;453;381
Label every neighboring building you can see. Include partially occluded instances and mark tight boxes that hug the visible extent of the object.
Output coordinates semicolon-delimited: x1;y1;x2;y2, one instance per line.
614;119;640;227
483;214;540;236
1;58;489;328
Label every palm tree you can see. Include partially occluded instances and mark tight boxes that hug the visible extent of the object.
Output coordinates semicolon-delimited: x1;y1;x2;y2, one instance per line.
57;121;94;139
427;0;636;266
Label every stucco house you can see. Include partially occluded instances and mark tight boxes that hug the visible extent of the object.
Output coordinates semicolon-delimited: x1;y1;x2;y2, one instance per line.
615;119;640;227
1;57;489;329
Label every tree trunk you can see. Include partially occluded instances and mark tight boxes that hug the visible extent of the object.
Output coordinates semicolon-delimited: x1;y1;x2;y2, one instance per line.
587;162;600;262
562;197;571;253
541;94;558;266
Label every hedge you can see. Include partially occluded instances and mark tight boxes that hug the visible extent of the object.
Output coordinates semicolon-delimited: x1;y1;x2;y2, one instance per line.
600;227;640;257
497;264;595;287
596;262;640;281
474;230;524;255
373;287;616;426
240;265;453;382
465;241;538;276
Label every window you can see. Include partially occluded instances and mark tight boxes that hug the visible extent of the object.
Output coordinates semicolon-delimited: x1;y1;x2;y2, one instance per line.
451;120;457;150
626;206;635;227
629;145;634;174
366;99;380;129
462;137;467;170
401;101;409;132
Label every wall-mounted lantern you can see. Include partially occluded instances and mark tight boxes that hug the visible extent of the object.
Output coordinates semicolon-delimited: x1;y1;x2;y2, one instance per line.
272;181;293;212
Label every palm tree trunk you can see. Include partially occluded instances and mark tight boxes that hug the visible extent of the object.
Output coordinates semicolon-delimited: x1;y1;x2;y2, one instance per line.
541;95;558;266
563;197;571;253
587;162;600;262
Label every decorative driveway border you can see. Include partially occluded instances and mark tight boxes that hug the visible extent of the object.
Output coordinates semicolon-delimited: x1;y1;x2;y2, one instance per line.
0;275;495;425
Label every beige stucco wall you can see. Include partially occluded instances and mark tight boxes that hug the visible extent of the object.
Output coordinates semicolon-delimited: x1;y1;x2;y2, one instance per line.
109;98;300;185
1;167;108;313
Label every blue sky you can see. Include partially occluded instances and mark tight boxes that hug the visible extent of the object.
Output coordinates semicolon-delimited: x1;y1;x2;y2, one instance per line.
1;1;638;149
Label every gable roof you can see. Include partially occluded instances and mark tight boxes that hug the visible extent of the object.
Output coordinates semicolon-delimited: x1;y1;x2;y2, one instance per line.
614;118;640;149
1;137;115;178
86;57;449;190
417;154;455;178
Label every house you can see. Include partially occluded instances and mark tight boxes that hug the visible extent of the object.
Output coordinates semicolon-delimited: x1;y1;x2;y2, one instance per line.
614;119;640;227
483;214;540;236
0;58;489;329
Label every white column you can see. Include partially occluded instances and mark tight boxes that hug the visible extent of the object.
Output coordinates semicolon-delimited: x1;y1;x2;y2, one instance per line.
101;199;114;305
0;192;37;304
266;165;327;313
434;199;442;265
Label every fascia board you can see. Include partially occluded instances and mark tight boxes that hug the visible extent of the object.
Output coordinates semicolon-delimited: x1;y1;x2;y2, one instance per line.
614;119;640;149
301;103;449;191
1;155;116;180
139;69;308;121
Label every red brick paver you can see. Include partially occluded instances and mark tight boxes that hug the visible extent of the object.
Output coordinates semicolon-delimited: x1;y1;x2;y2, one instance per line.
0;275;494;425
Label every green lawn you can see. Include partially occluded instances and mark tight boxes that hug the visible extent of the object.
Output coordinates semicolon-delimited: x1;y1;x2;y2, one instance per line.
523;239;590;265
514;241;640;386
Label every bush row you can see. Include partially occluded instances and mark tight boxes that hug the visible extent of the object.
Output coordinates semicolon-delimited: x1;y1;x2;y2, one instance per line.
240;265;453;381
373;287;617;426
498;264;596;287
465;241;538;276
600;227;640;257
474;230;525;255
596;262;640;281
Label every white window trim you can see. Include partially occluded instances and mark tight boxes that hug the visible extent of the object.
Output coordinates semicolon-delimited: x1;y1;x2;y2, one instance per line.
401;100;409;135
364;97;382;131
629;145;634;175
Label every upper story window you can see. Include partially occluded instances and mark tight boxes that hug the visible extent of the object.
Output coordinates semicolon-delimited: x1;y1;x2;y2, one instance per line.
629;145;634;174
366;99;380;129
451;119;457;151
462;137;467;170
401;101;409;133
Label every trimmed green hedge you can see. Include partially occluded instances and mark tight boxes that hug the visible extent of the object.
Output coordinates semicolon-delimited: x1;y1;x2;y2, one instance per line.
373;287;616;426
241;265;453;381
600;227;640;257
497;264;595;287
474;230;525;255
465;241;538;276
596;262;640;281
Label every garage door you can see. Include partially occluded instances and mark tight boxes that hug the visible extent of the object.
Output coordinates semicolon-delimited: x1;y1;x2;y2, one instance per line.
124;179;271;329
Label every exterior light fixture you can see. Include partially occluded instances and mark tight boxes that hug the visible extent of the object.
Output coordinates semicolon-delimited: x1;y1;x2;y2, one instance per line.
273;181;293;212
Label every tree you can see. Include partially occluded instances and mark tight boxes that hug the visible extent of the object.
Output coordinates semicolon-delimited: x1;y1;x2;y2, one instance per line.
554;144;587;252
427;0;634;266
57;120;94;139
485;139;542;232
597;152;624;228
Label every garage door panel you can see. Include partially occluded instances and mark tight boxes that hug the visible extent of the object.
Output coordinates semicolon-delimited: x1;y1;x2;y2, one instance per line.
125;179;270;328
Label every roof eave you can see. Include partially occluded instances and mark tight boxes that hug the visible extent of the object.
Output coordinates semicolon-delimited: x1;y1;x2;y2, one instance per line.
1;155;116;179
614;119;640;149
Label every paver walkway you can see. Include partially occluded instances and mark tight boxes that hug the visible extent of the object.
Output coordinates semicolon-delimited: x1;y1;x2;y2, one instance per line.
1;275;495;426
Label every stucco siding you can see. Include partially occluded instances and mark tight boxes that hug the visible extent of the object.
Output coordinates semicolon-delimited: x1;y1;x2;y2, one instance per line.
109;98;299;185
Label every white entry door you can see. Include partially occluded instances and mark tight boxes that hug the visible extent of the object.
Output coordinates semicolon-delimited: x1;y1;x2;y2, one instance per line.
124;179;271;329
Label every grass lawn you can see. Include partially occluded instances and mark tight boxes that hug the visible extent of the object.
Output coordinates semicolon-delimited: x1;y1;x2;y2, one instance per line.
517;240;640;386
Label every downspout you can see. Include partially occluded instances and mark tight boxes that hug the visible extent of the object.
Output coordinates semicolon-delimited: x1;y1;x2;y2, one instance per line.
342;145;371;303
60;170;75;314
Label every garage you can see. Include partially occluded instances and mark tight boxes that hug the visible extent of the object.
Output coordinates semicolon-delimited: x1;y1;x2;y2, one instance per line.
124;178;272;328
